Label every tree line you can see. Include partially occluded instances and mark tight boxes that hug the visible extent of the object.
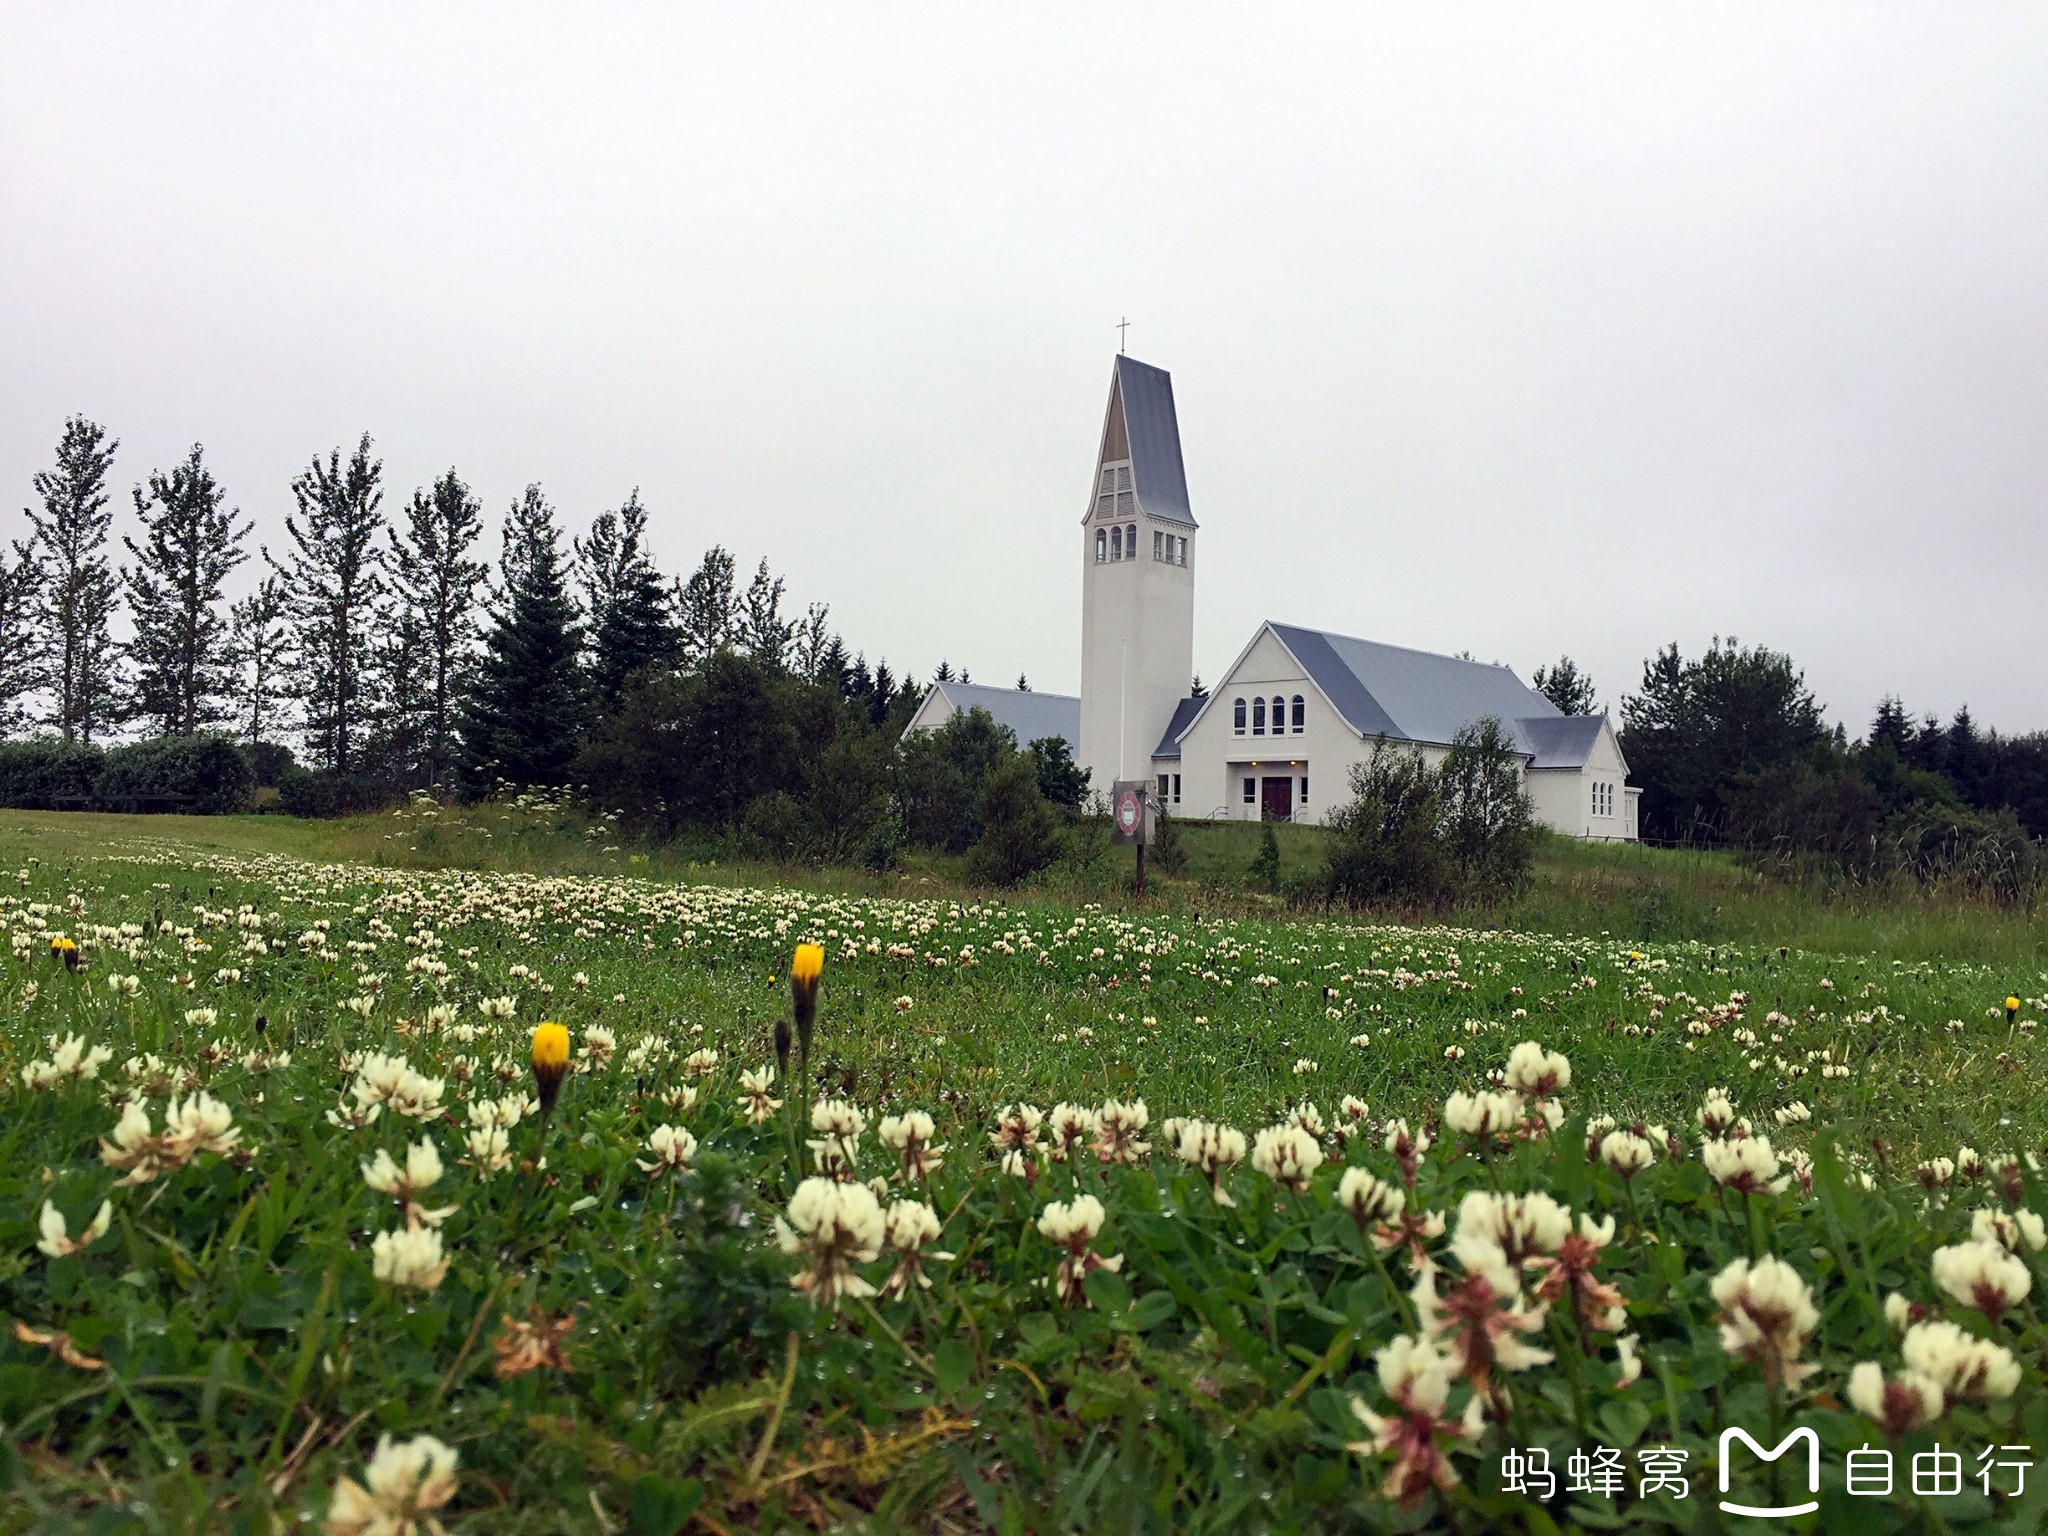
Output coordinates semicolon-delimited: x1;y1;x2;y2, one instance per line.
3;418;961;816
1531;641;2048;900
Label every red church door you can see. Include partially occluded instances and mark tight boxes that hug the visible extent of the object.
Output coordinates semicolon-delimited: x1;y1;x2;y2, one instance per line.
1260;776;1293;822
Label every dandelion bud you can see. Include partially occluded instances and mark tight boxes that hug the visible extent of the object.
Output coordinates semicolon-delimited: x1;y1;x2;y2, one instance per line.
529;1022;570;1116
790;942;823;1081
773;1016;792;1078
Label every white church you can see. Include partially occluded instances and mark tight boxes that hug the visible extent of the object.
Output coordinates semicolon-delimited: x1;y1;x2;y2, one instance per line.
906;355;1639;841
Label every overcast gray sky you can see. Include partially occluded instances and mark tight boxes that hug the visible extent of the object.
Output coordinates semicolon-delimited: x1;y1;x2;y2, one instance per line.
5;6;2045;733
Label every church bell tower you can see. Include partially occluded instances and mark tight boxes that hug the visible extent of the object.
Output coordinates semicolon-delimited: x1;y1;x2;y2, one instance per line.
1078;355;1196;802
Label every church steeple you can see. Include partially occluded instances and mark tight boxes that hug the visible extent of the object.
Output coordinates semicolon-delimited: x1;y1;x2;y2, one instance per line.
1078;356;1196;798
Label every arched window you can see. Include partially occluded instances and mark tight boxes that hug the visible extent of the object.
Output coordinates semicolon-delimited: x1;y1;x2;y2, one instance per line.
1233;697;1246;734
1125;524;1136;560
1094;528;1106;563
1252;698;1266;735
1110;525;1122;561
1271;697;1286;735
1290;695;1305;732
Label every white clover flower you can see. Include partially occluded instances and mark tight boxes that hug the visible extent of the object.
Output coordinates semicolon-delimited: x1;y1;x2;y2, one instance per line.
1971;1206;2047;1254
1702;1135;1790;1196
1047;1102;1099;1162
1930;1239;2032;1320
463;1124;512;1177
738;1067;782;1125
776;1176;884;1308
1251;1124;1324;1194
1093;1099;1150;1165
163;1092;241;1161
36;1198;113;1259
1901;1318;2021;1401
1038;1193;1106;1246
1846;1361;1943;1437
1711;1256;1819;1390
1452;1190;1573;1273
1599;1130;1656;1180
21;1033;114;1090
682;1047;720;1079
371;1224;450;1291
878;1109;945;1180
1174;1119;1247;1205
1443;1089;1521;1139
637;1124;698;1175
879;1199;952;1299
325;1432;459;1535
478;995;517;1020
1502;1041;1569;1097
1697;1088;1739;1136
360;1138;455;1225
1337;1167;1404;1228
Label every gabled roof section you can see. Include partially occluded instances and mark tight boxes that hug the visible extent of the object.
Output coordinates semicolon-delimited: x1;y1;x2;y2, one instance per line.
1265;623;1569;750
1085;356;1196;528
1149;696;1205;760
1516;715;1607;770
917;681;1081;755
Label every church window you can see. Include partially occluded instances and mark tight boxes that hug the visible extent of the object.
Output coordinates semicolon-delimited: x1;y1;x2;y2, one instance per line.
1094;528;1106;563
1157;773;1169;802
1172;773;1182;804
1252;698;1266;735
1125;523;1137;560
1290;695;1304;732
1110;525;1122;561
1271;697;1285;734
1242;776;1255;804
1233;698;1246;734
1176;536;1188;566
1300;776;1308;802
1153;530;1164;561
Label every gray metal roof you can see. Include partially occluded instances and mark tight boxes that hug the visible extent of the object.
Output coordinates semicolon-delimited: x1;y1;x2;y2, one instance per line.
1268;623;1594;754
1150;695;1205;759
1517;714;1607;770
923;681;1080;755
1111;356;1197;528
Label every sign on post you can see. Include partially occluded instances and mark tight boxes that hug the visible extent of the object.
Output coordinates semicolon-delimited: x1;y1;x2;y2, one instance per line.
1111;781;1150;845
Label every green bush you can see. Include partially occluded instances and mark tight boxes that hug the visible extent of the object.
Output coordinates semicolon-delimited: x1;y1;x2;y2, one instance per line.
0;738;104;808
97;734;254;815
966;751;1062;886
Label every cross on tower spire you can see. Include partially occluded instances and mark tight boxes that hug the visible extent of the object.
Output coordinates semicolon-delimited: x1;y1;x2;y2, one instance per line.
1117;316;1129;353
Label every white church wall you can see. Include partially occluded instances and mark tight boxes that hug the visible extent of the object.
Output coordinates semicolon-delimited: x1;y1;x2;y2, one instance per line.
1526;722;1637;841
1174;626;1447;826
1078;512;1194;794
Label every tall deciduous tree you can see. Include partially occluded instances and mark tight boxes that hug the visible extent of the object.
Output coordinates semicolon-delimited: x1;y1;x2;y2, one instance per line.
738;558;793;668
0;538;45;737
459;485;584;793
228;572;291;747
28;417;124;742
673;546;737;669
124;443;251;736
1531;656;1598;716
576;490;671;712
387;469;487;789
272;435;386;776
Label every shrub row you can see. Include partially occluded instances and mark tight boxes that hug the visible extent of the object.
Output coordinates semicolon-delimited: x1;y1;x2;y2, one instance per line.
0;735;256;815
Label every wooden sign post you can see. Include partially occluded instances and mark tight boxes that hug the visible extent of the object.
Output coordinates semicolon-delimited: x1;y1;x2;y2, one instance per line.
1111;781;1151;901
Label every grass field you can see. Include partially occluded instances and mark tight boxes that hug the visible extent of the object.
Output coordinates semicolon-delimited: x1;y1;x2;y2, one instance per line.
1;809;2044;1530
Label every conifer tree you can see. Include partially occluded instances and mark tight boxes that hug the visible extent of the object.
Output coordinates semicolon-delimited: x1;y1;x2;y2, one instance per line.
228;573;291;748
459;485;584;793
28;417;124;742
387;469;488;789
576;490;671;711
124;443;251;736
673;545;737;669
271;435;386;776
0;538;45;738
